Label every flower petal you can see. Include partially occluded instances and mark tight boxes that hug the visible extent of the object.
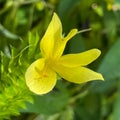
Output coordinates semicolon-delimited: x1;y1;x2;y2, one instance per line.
40;13;78;59
25;58;57;95
53;29;78;59
54;64;104;84
40;13;62;58
64;29;78;42
58;49;101;67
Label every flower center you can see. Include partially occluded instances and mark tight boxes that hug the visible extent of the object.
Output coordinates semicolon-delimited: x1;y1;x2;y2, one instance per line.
40;58;53;77
40;64;48;77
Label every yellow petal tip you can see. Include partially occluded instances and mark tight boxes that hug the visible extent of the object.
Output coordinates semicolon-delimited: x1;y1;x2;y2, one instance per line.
91;48;101;59
53;12;58;18
94;49;101;55
96;73;104;81
72;29;78;34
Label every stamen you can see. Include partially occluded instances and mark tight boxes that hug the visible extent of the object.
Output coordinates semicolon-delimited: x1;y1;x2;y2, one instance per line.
35;66;48;78
41;68;48;77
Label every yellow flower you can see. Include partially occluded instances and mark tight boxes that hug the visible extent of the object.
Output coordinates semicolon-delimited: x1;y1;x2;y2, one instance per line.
25;13;104;95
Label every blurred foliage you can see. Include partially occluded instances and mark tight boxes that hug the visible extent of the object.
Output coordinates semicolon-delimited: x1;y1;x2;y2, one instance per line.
0;0;120;120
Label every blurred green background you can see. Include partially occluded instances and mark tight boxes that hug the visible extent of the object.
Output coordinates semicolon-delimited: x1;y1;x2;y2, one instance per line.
0;0;120;120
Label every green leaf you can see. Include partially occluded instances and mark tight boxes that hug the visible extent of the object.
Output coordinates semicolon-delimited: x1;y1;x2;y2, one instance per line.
113;80;120;120
0;47;32;119
34;113;60;120
90;39;120;93
99;39;120;79
74;93;101;120
28;32;40;59
22;81;69;115
59;106;74;120
66;34;85;54
0;24;19;40
58;0;79;18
